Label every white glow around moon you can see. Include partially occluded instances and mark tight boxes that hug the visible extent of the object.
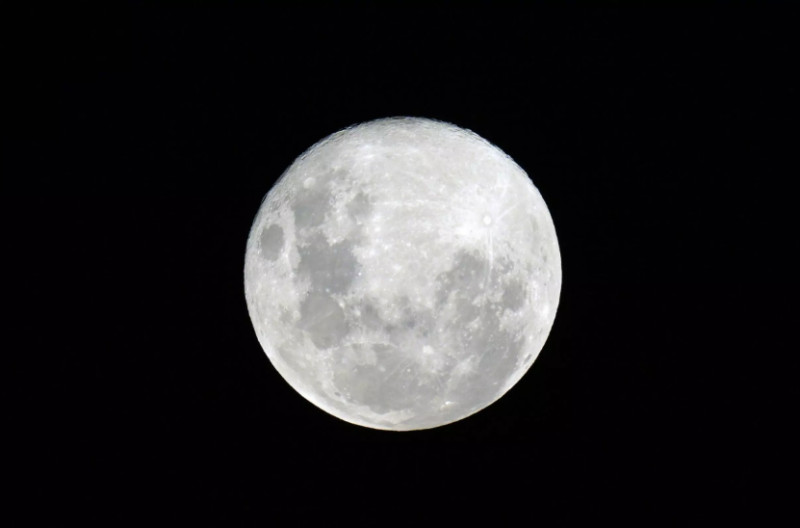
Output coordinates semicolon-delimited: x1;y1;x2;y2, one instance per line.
244;117;561;431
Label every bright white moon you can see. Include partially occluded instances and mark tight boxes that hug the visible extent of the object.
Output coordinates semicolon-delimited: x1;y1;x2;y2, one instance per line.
244;117;561;431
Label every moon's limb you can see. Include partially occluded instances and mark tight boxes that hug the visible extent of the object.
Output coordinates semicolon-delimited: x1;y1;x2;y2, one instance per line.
244;117;561;431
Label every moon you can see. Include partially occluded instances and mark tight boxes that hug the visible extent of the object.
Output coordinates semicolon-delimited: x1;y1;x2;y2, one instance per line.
244;117;561;431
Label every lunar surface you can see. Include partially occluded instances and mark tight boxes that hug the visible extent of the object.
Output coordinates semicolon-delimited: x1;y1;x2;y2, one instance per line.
244;117;561;431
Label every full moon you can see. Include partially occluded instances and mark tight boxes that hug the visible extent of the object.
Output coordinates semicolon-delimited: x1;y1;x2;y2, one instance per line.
244;117;561;431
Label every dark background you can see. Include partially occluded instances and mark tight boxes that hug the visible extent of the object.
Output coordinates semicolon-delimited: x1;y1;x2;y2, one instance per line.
7;5;794;523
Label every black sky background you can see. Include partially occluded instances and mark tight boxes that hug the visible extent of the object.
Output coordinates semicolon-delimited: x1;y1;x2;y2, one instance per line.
7;5;795;523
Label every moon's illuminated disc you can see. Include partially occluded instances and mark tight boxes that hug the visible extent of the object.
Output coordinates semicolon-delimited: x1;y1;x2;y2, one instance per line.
244;117;561;431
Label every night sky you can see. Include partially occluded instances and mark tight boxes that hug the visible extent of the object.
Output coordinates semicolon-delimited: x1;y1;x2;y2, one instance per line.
7;5;793;523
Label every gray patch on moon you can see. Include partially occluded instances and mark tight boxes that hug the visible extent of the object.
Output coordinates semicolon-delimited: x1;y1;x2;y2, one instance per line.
298;291;350;349
297;233;360;295
331;343;444;418
449;305;525;411
501;279;527;311
385;306;437;345
356;299;385;332
347;191;372;220
259;224;284;261
292;167;351;231
435;250;487;308
293;183;332;230
326;250;530;428
431;250;528;412
294;189;330;229
400;306;435;337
